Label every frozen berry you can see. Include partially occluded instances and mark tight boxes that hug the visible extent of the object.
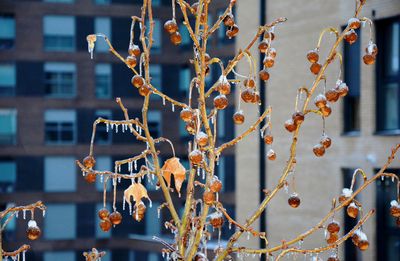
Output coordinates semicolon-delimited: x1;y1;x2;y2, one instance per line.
320;135;332;149
109;211;122;225
85;172;97;183
310;62;322;75
26;220;41;240
83;155;96;169
307;49;319;63
313;143;325;157
347;202;359;218
164;19;178;33
259;69;270;81
196;132;208;147
348;17;361;29
180;108;194;122
223;13;235;27
292;112;305;125
203;191;215;205
133;204;146;222
170;32;182;45
264;135;273;145
189;149;203;165
325;89;340;102
314;94;327;108
284;119;297;132
233;111;245;125
327;221;340;234
288;194;301;208
267;149;276;161
131;75;145;88
98;208;110;220
126;55;137;67
344;29;358;44
128;44;141;57
99;219;112;232
214;94;228;110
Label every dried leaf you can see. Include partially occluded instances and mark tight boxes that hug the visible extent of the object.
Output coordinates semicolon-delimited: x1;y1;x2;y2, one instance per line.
124;183;151;208
161;157;186;195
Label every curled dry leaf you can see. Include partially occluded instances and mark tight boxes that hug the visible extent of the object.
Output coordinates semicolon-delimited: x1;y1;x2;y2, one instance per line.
124;183;151;209
161;157;186;196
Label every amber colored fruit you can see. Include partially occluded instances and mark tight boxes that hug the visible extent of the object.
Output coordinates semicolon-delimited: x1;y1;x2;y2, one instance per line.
320;104;332;117
85;172;97;183
210;179;222;193
138;84;151;96
347;203;359;218
217;81;231;95
363;54;376;65
98;208;110;220
185;121;197;135
284;119;297;132
258;41;269;53
326;233;338;244
265;31;275;41
264;135;273;145
267;149;276;161
310;62;322;75
189;149;203;165
233;111;245;125
259;69;270;81
131;75;145;88
83;155;96;169
252;91;260;104
223;13;235;27
126;55;137;68
214;94;229;110
109;211;122;225
170;32;182;45
203;191;215;205
292;112;305;125
196;131;208;147
348;17;361;29
128;44;141;57
390;205;400;218
269;47;277;58
327;256;340;261
320;135;332;149
133;204;146;222
241;88;254;103
336;83;349;97
325;89;340;102
344;29;358;44
288;194;301;208
313;143;326;157
307;49;319;63
180;108;194;122
226;24;239;38
314;94;327;109
358;240;369;251
164;19;178;33
352;233;360;246
263;56;275;68
99;219;112;232
26;223;41;241
327;221;340;234
339;194;349;204
244;78;256;88
210;215;224;228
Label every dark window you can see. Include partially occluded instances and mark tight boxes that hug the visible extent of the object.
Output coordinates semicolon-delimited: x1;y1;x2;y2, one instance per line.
44;63;76;98
376;168;400;261
0;64;16;96
45;110;76;144
0;109;17;145
0;159;16;193
43;16;75;51
0;14;15;49
342;169;361;261
343;28;361;134
95;110;112;144
148;111;161;137
376;17;400;133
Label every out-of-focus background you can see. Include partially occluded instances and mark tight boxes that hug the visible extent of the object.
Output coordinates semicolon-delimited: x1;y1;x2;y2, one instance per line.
0;0;398;260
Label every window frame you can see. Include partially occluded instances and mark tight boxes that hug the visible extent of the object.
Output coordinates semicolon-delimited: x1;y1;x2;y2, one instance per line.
43;15;76;52
44;109;76;145
44;62;76;98
0;63;16;96
0;108;17;145
0;14;15;50
375;16;400;135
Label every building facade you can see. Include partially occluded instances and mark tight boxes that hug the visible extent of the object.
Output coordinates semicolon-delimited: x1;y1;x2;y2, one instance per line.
0;0;236;260
236;0;400;260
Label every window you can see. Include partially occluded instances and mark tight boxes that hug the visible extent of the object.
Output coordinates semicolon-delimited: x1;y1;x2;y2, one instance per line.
0;109;17;144
45;157;76;192
180;23;190;47
146;19;161;52
218;109;226;138
0;160;16;193
95;110;112;144
343;28;361;134
45;110;76;144
94;17;111;52
376;17;400;132
44;204;76;239
0;14;15;49
148;111;161;137
95;157;112;191
44;252;75;261
146;201;161;236
376;169;400;261
149;64;162;101
342;169;361;261
179;67;191;96
94;0;110;4
44;15;75;51
44;62;76;97
95;63;112;98
0;64;16;96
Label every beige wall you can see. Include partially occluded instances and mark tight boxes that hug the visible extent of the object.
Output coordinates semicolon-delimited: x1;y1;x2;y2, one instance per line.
236;0;400;260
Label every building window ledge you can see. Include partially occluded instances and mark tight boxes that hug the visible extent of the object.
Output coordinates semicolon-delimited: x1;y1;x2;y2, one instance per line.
374;129;400;136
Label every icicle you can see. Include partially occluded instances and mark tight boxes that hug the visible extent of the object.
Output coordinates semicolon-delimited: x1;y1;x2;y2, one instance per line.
202;169;205;179
106;123;109;132
139;127;142;135
216;192;219;202
15;211;18;219
247;232;250;240
129;203;132;215
129;124;133;132
134;160;137;170
381;176;385;181
157;208;161;218
211;116;214;124
162;252;165;258
123;195;126;211
138;177;142;183
172;104;175;112
162;97;166;105
135;124;139;132
22;251;26;261
111;123;114;130
42;209;46;217
100;174;104;183
115;124;119;133
113;178;117;186
284;183;289;194
229;222;232;230
128;161;132;172
122;124;125;133
218;228;222;247
148;199;152;208
392;176;395;182
118;164;121;173
197;168;200;176
82;171;85;176
23;210;26;219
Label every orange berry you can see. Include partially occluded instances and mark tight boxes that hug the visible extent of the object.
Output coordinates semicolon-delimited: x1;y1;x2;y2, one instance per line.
288;194;301;208
214;94;229;110
307;49;319;63
83;155;96;169
233;111;245;125
109;211;122;225
310;62;322;75
313;143;325;157
131;75;145;88
259;69;270;81
164;19;178;33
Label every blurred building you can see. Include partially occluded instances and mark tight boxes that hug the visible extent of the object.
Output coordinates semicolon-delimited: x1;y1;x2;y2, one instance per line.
0;0;236;260
236;0;400;260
